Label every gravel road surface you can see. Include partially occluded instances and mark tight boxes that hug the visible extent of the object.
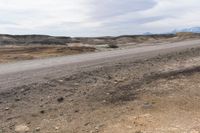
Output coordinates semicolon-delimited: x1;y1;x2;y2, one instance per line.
1;39;200;91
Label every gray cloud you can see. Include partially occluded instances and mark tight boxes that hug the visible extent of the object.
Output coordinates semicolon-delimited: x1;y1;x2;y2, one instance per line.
89;0;156;20
0;0;199;36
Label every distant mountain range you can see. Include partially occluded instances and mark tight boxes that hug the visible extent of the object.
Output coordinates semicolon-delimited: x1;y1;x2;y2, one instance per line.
143;27;200;35
173;27;200;33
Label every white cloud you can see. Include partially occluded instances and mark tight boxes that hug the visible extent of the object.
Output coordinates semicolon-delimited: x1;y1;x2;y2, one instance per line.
0;0;91;29
0;0;199;36
139;0;200;32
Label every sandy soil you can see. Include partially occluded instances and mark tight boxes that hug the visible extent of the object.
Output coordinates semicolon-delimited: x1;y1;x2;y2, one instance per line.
1;47;200;133
0;45;95;63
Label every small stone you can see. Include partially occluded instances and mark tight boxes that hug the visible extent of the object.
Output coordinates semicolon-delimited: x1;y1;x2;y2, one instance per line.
102;100;106;103
5;107;9;110
55;126;59;130
142;102;153;109
95;126;99;131
74;83;79;86
40;110;45;114
84;122;90;126
114;81;118;84
74;109;79;113
57;97;64;103
69;99;74;102
127;125;132;129
58;80;64;83
15;124;29;133
35;127;40;131
15;98;21;101
94;124;104;132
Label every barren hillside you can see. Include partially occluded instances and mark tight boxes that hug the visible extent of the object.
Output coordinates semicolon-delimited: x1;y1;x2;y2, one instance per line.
1;32;200;46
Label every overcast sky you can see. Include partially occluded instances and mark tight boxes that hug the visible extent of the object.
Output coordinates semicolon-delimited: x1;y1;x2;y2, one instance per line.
0;0;199;36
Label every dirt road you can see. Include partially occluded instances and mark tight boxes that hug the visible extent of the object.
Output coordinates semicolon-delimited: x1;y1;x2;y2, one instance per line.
1;40;200;133
1;39;200;91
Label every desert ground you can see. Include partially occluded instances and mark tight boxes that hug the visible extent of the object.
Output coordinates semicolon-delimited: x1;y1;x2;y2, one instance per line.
0;32;199;63
1;33;200;133
0;45;95;63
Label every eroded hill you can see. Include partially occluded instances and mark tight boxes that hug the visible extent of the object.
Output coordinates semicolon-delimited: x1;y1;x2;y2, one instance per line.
0;32;200;46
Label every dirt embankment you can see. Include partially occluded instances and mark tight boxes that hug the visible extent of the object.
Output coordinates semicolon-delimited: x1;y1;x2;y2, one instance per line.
1;47;200;133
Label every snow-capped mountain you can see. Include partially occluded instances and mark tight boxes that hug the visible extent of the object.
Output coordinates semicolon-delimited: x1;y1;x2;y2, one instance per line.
142;27;200;35
174;27;200;33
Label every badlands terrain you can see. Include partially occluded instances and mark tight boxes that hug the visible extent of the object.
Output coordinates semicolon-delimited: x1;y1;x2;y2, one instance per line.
1;33;200;133
0;32;199;63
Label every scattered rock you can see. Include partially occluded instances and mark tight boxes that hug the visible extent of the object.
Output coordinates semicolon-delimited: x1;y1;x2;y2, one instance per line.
74;109;79;113
40;110;45;114
5;107;9;111
74;83;79;86
142;102;153;109
84;122;90;126
20;89;25;92
15;124;29;133
126;125;132;129
114;81;118;84
58;79;64;83
94;124;104;132
114;77;126;83
35;127;40;132
60;113;64;116
55;126;59;130
95;126;99;132
107;75;112;79
15;98;21;102
57;97;64;103
69;99;74;102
